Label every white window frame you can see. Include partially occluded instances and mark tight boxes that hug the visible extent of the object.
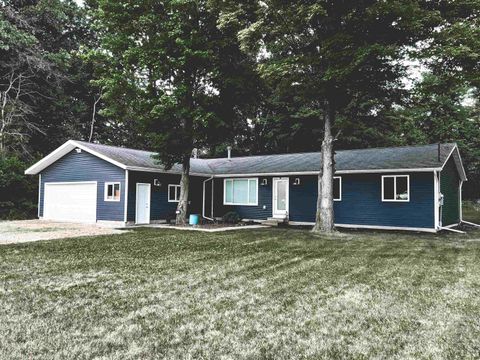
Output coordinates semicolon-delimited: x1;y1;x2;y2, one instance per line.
168;184;181;202
104;182;121;202
381;175;410;202
333;176;342;201
223;178;258;206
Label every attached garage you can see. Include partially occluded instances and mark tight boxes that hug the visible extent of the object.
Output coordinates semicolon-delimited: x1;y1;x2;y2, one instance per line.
44;182;97;223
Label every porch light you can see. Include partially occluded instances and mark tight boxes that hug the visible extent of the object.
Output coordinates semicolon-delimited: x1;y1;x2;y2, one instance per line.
153;179;161;187
261;178;268;185
293;178;301;185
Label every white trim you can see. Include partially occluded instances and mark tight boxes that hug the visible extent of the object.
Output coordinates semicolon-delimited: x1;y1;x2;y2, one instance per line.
286;221;437;233
333;176;342;201
459;180;463;222
211;179;214;218
213;168;440;178
434;171;440;229
124;170;129;223
440;145;467;181
381;175;410;202
44;181;97;185
168;184;181;202
223;178;259;206
202;176;214;221
272;177;289;218
37;174;41;218
25;140;128;175
124;166;212;177
104;182;121;202
135;183;151;224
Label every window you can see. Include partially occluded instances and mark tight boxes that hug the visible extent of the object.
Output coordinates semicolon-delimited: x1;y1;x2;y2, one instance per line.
333;176;342;201
105;182;121;201
168;184;181;202
382;175;409;202
224;178;258;205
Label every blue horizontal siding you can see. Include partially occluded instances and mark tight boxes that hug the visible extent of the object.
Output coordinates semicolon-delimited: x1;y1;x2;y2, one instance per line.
40;150;125;221
213;177;273;220
213;173;435;229
290;173;435;228
127;172;205;222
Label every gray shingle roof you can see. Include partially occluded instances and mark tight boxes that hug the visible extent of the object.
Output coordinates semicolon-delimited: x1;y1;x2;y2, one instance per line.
77;141;460;176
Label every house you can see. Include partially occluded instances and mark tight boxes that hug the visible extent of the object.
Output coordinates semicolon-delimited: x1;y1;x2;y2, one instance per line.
25;140;467;232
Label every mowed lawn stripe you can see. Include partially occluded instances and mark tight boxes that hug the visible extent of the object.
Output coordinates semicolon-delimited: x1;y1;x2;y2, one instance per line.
1;227;480;359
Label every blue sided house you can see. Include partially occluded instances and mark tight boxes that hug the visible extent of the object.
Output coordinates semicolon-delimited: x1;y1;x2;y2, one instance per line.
25;140;467;232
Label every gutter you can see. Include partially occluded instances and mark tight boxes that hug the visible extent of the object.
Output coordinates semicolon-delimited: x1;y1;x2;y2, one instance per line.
202;176;214;221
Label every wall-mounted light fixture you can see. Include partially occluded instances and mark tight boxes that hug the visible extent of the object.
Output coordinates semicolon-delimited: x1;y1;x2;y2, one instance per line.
293;178;301;185
261;178;268;185
153;179;161;187
75;148;82;153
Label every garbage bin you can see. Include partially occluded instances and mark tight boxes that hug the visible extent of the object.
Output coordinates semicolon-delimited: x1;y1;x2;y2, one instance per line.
189;214;200;226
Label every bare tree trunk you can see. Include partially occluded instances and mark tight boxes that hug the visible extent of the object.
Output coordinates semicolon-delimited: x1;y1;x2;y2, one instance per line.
313;102;335;233
89;92;102;143
176;155;190;225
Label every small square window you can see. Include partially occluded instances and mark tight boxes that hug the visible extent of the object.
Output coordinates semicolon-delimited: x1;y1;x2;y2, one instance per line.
168;184;181;202
382;175;409;202
105;182;121;201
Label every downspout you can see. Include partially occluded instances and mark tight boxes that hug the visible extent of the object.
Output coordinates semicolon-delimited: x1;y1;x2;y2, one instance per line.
202;176;214;221
459;180;463;222
433;170;439;231
124;170;129;225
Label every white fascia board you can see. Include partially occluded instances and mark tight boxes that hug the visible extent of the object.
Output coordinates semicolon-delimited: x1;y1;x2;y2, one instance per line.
440;145;467;181
25;140;76;175
213;168;439;178
25;140;128;175
124;166;212;177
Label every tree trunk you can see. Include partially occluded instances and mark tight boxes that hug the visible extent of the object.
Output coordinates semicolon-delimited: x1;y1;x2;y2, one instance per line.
175;155;190;225
313;102;335;233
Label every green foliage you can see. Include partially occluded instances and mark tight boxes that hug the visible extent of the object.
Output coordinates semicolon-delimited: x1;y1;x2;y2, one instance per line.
94;0;258;169
222;211;240;224
0;155;38;219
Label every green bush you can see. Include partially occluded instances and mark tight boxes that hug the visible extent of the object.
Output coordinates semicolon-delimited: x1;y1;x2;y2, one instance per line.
222;211;240;224
0;156;38;219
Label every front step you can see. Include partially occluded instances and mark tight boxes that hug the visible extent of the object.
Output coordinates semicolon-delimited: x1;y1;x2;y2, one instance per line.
261;217;288;227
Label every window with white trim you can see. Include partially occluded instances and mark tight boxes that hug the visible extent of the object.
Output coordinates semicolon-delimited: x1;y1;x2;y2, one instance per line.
382;175;409;202
224;178;258;206
105;182;121;201
168;184;181;202
333;176;342;201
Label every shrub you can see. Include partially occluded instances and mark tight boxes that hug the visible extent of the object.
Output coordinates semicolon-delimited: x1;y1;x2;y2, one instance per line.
222;211;240;224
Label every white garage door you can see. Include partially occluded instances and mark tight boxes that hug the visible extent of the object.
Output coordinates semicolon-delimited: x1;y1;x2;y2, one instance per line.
44;182;97;223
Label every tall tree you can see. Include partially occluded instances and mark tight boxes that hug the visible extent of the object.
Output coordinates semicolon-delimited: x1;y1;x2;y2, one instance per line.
95;0;258;224
222;0;438;232
0;0;105;219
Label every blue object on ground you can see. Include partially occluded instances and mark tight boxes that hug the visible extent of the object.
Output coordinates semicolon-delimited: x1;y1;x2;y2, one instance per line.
189;214;199;226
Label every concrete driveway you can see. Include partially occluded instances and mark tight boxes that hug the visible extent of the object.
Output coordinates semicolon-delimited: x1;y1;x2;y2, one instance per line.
0;220;127;245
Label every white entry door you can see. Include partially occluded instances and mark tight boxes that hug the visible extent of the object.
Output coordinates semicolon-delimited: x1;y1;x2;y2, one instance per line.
44;182;97;223
135;183;151;224
273;178;289;218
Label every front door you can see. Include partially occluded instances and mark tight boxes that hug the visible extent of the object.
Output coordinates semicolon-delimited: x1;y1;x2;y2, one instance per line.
273;178;289;218
135;183;151;224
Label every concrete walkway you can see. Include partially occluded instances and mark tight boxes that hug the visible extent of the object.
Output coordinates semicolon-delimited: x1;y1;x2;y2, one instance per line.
0;220;127;245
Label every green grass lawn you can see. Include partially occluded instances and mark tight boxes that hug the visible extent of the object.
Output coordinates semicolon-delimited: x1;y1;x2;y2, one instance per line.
2;215;480;359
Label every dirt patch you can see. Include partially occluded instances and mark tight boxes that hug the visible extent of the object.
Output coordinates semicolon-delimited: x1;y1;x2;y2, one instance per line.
0;220;127;245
